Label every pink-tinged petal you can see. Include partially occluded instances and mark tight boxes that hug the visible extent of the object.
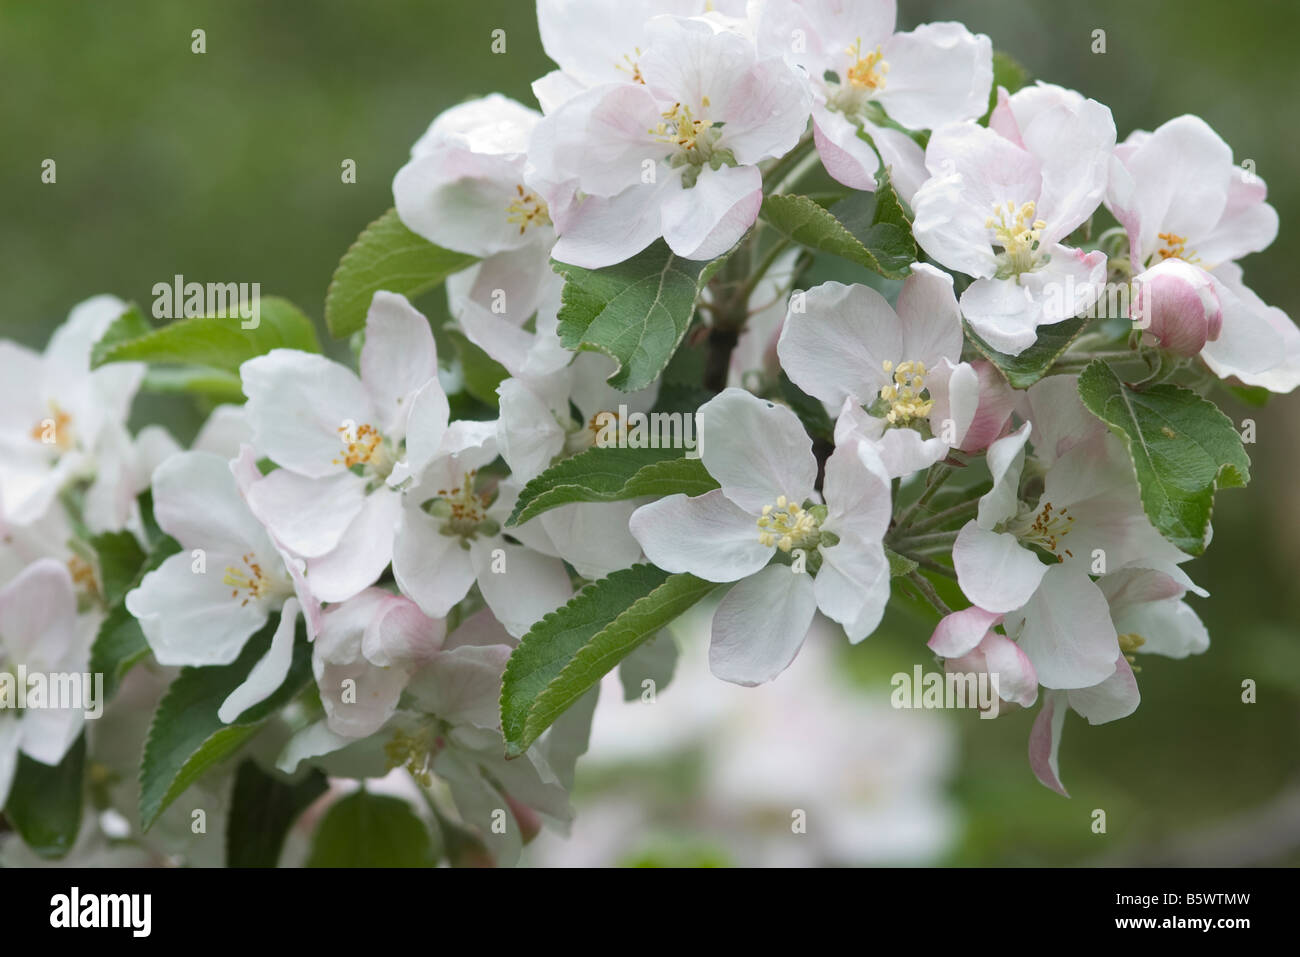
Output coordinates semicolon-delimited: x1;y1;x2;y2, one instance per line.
1004;86;1114;246
978;632;1039;708
1028;691;1069;796
1022;374;1103;467
661;164;762;262
407;643;511;730
929;605;1003;658
246;469;366;558
392;504;476;619
470;539;572;639
914;122;1041;278
698;388;817;512
1011;566;1118;689
241;350;373;479
548;179;669;270
987;86;1023;147
315;651;411;739
304;488;401;603
777;280;900;406
1202;270;1300;392
714;55;811;167
958;359;1017;453
878;22;993;130
361;292;440;433
629;490;770;582
710;564;817;686
1109;114;1232;264
812;105;880;191
362;593;446;667
897;263;964;366
218;599;300;723
1131;260;1222;356
1067;655;1140;725
953;522;1046;615
530;82;663;198
1196;167;1278;267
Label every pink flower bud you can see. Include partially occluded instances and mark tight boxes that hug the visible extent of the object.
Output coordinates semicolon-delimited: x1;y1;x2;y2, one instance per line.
1132;260;1223;357
958;360;1018;453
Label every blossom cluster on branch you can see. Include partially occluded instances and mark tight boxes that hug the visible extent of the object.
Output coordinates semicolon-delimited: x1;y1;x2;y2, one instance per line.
1;0;1292;864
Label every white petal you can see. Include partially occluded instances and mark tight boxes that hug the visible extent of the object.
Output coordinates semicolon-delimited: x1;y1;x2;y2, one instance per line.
392;504;477;618
777;280;899;406
471;540;572;639
241;350;373;479
953;522;1045;614
360;292;440;434
304;488;401;603
246;469;366;558
698;388;817;512
878;22;992;129
959;277;1041;356
218;599;300;723
978;422;1031;527
629;490;770;582
539;501;643;579
1012;566;1118;689
152;451;274;557
661;163;762;262
1067;655;1139;725
896;263;965;366
710;565;816;686
814;536;890;643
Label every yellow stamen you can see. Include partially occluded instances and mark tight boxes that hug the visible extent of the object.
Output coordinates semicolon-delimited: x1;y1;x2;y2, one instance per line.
31;404;74;451
649;102;708;151
1155;231;1200;264
880;359;934;426
845;38;889;91
333;422;384;468
756;495;820;552
505;184;551;235
987;200;1047;275
223;552;270;607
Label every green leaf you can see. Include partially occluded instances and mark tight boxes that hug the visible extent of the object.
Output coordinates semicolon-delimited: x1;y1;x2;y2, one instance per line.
139;617;312;830
447;328;508;407
90;531;147;606
225;760;328;867
89;304;151;368
89;535;180;700
501;565;718;756
885;548;920;578
325;208;477;338
1077;360;1251;555
553;241;721;392
778;371;834;441
141;366;246;403
306;790;437;867
965;315;1089;389
983;51;1032;122
507;446;717;527
91;297;321;372
3;734;85;860
761;171;916;280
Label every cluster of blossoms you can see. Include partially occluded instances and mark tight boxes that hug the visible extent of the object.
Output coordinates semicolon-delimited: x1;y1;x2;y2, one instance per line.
2;0;1294;864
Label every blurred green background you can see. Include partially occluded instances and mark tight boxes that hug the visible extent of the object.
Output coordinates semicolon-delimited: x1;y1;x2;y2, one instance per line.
2;0;1296;865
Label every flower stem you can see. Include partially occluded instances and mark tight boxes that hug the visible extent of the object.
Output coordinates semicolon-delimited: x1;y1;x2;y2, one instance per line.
762;133;815;195
907;496;980;535
889;529;960;552
892;463;956;532
905;570;953;618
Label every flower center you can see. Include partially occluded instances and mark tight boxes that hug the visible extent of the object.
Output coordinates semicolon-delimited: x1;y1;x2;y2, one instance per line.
30;404;74;451
384;723;444;788
426;471;498;542
757;495;823;552
878;359;934;427
1009;499;1075;561
1117;631;1145;669
987;200;1048;277
845;39;889;91
66;555;98;599
1153;231;1200;265
223;552;274;607
505;185;551;235
650;99;734;187
334;422;397;478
